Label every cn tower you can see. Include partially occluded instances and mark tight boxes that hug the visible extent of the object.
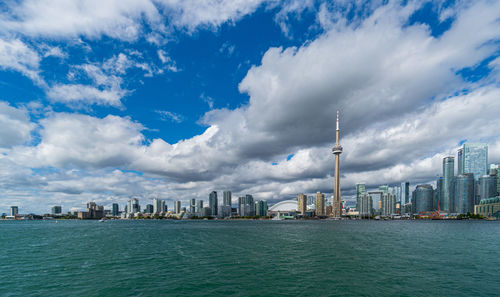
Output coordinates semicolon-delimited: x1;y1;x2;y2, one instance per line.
332;110;343;218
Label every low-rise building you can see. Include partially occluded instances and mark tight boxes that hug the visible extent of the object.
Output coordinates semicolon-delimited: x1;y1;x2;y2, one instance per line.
475;196;500;219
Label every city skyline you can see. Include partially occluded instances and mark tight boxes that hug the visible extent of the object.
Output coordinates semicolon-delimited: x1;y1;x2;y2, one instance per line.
1;1;500;213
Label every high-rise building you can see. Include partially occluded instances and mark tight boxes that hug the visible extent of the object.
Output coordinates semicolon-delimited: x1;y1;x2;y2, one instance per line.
479;175;497;201
458;148;464;175
223;191;232;206
413;184;434;213
453;173;475;214
359;193;373;218
462;143;488;180
441;156;454;212
298;193;307;214
196;200;203;213
145;204;154;213
379;185;389;194
112;203;119;216
153;198;163;214
256;200;268;216
238;195;255;216
201;207;212;217
10;206;18;217
401;182;410;204
51;206;62;215
174;201;182;214
332;110;343;218
381;192;396;216
190;198;196;213
209;191;218;216
161;200;167;213
355;183;366;211
128;198;140;214
315;192;325;216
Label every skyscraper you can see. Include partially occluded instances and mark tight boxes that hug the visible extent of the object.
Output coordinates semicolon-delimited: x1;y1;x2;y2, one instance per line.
413;184;434;213
161;200;166;213
298;193;307;214
355;183;366;211
190;198;196;213
462;143;488;180
10;206;18;217
223;191;232;206
359;193;373;218
196;200;203;213
479;175;497;201
209;191;218;216
174;201;181;214
153;198;162;214
458;148;464;175
315;192;325;216
128;198;139;214
256;200;268;216
401;182;410;205
453;173;475;214
51;206;62;215
145;204;154;213
112;203;119;216
332;110;343;218
441;156;454;212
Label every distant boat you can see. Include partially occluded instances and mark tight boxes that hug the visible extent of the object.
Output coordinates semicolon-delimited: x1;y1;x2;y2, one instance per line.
99;218;107;222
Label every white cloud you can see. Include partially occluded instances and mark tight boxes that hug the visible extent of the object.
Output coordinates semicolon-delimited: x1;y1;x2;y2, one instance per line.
0;102;35;148
155;110;184;123
0;38;45;86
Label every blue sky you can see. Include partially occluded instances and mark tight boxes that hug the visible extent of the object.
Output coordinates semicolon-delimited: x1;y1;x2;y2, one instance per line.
0;0;500;213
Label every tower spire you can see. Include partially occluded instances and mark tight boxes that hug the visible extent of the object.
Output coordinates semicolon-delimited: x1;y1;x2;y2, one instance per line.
336;110;339;131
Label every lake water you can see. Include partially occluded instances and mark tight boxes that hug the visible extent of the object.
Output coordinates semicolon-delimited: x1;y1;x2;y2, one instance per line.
1;220;499;296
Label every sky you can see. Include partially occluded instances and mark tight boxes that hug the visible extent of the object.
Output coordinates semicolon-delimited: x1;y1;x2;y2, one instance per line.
0;0;500;214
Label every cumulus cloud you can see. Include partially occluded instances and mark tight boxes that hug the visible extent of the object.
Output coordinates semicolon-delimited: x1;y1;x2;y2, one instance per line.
0;102;34;148
0;38;45;86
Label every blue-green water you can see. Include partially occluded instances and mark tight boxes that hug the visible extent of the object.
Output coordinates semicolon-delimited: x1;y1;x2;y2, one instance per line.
1;220;499;296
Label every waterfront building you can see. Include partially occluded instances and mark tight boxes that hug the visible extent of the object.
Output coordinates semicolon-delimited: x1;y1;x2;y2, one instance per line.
201;207;212;217
413;184;434;214
10;206;18;217
256;200;268;217
51;206;62;215
220;205;232;218
112;203;119;216
196;200;203;213
190;198;196;213
475;196;500;218
315;192;325;216
153;198;162;214
209;191;218;216
379;185;389;194
161;200;167;213
332;110;343;218
458;148;464;175
479;174;497;201
401;182;410;204
145;204;154;214
298;193;307;214
381;192;396;216
78;202;104;219
461;143;488;180
223;191;232;206
490;164;500;195
355;183;366;211
128;198;140;214
441;156;454;212
359;193;373;218
368;191;383;212
453;173;475;214
174;201;181;214
238;195;255;216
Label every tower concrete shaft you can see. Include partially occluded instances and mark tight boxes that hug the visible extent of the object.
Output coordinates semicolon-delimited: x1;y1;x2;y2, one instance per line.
332;110;343;218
